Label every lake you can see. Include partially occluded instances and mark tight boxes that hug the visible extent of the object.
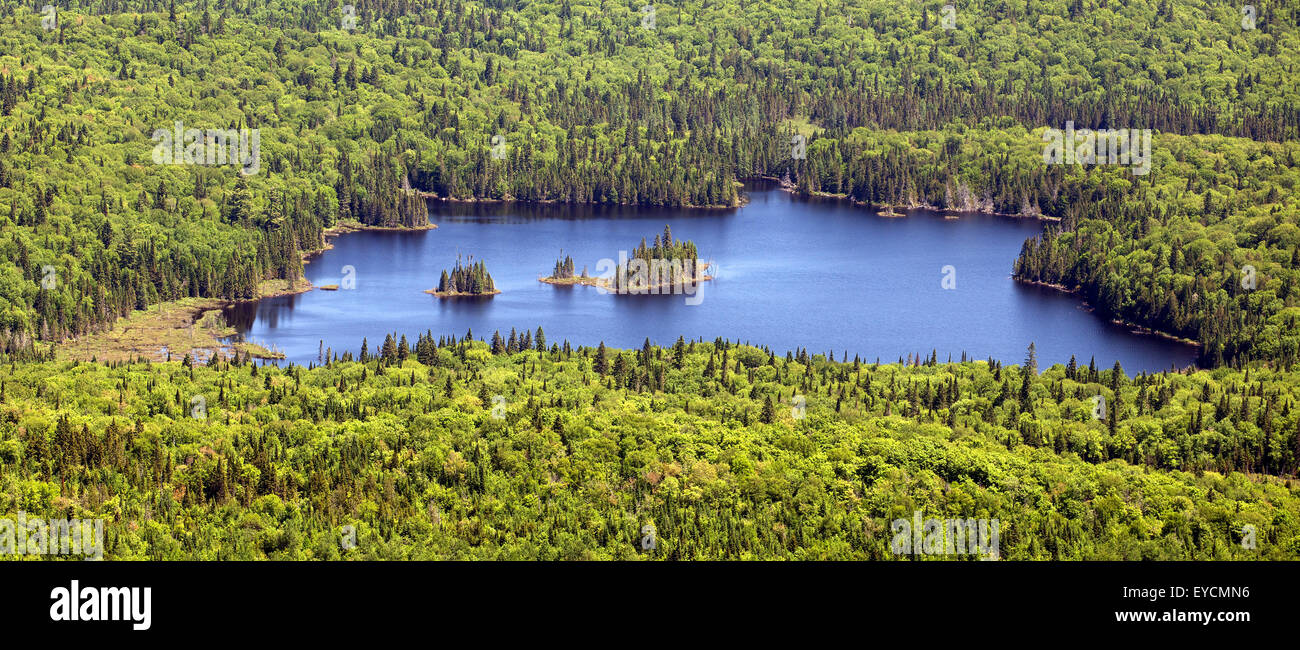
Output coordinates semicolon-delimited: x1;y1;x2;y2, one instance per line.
223;182;1199;373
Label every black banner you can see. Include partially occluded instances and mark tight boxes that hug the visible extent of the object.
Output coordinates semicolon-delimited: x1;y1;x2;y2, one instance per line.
1;561;1291;640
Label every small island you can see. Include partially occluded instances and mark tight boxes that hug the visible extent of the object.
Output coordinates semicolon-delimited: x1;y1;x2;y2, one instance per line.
425;256;501;298
541;225;712;295
539;253;598;286
616;227;712;295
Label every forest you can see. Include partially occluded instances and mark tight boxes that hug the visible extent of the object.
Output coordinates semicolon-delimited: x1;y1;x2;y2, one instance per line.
2;336;1296;559
2;0;1299;363
0;0;1299;560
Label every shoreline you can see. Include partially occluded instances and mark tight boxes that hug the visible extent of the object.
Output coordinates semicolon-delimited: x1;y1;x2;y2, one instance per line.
420;191;742;210
323;220;438;236
539;276;601;287
306;220;439;264
540;274;715;293
759;175;1061;222
1014;277;1202;348
55;277;311;363
423;288;502;298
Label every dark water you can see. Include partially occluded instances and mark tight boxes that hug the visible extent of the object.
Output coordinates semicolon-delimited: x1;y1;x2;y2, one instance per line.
224;183;1199;372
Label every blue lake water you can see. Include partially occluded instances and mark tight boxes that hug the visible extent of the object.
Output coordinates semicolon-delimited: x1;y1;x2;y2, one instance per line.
223;183;1199;373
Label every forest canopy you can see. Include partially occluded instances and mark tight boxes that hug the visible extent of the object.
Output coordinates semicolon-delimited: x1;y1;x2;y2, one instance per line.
0;0;1299;561
2;0;1299;363
2;336;1296;559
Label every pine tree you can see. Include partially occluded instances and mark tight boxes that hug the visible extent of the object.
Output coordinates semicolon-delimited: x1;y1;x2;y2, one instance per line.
761;395;776;423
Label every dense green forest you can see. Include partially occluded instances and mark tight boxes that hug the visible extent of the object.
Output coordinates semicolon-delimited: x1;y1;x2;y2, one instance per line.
2;0;1300;560
2;0;1299;363
2;336;1297;559
1009;133;1300;367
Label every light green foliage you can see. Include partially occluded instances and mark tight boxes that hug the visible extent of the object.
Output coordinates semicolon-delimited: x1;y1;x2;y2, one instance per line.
0;337;1296;559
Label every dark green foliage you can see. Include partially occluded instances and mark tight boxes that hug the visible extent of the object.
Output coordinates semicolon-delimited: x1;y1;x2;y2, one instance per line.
549;255;576;280
436;257;496;295
1;338;1298;559
9;0;1299;363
